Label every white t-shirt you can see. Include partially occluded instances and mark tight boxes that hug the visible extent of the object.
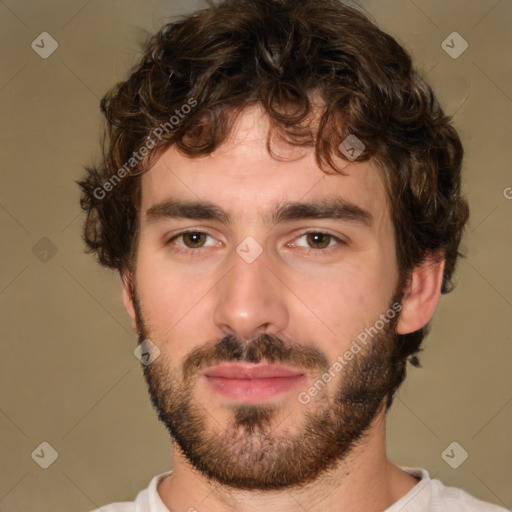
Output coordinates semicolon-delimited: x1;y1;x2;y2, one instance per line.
92;467;508;512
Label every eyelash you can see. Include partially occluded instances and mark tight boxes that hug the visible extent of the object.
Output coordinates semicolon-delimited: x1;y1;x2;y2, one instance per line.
165;229;346;257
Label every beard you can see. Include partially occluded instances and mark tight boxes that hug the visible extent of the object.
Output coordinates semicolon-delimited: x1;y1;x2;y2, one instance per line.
131;285;407;491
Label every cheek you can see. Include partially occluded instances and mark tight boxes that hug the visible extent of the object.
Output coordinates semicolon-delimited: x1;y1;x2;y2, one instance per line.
134;254;218;354
134;227;399;367
285;254;398;355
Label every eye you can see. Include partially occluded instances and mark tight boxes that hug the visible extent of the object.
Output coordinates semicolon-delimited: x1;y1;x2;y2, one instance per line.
178;232;209;248
291;231;345;253
165;229;345;257
166;230;219;253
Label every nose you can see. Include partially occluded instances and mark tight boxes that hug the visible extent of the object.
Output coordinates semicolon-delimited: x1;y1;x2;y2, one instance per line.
213;244;289;341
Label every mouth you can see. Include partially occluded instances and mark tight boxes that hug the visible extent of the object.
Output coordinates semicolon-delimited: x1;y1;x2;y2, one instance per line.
201;362;306;403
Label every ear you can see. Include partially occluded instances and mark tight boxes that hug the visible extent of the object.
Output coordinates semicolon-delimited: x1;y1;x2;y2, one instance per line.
396;253;445;335
120;271;138;332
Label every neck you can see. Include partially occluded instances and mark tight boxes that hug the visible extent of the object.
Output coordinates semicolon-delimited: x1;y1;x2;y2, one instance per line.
157;413;419;512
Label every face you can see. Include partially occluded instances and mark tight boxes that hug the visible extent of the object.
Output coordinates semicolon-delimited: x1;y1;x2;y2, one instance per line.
125;107;406;490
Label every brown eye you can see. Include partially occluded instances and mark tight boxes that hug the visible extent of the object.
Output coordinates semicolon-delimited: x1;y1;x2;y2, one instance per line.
181;232;207;248
306;232;333;249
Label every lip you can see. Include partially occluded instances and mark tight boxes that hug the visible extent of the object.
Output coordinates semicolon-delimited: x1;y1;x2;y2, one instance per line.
201;363;306;403
202;362;305;379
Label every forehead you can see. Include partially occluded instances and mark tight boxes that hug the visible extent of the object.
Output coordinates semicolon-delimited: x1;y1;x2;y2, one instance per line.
140;107;390;223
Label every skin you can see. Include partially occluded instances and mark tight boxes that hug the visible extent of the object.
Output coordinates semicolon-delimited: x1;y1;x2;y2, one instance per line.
122;106;445;512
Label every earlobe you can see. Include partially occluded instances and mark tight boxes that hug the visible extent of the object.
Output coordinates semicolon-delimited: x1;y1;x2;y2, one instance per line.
120;271;138;332
396;254;445;335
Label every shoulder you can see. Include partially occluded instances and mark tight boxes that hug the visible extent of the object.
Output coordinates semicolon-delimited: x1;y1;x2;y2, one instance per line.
90;504;136;512
430;478;508;511
88;470;173;512
393;467;508;512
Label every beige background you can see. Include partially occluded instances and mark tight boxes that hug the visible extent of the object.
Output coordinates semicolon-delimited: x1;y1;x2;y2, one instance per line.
0;1;511;511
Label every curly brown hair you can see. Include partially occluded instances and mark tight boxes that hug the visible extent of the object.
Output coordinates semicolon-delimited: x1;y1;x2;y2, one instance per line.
78;0;469;370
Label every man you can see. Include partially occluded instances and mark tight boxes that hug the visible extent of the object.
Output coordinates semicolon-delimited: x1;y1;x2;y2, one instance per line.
79;0;506;510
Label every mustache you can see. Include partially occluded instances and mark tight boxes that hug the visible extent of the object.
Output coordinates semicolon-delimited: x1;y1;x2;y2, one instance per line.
181;333;330;381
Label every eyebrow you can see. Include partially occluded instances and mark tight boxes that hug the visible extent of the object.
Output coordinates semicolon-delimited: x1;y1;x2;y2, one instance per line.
145;197;373;228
